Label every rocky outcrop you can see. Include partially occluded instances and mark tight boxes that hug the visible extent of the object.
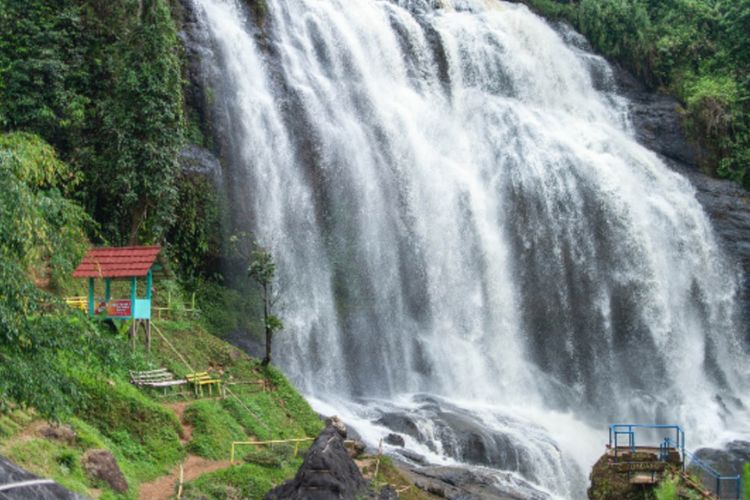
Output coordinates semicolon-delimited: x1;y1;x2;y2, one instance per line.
693;440;750;479
264;424;367;500
81;449;128;493
399;463;547;499
384;433;405;447
0;456;86;500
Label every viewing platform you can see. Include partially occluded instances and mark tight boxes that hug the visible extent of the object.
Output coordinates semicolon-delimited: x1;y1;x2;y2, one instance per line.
601;424;742;499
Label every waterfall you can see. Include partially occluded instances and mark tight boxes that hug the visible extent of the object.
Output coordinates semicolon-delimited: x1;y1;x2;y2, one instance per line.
188;0;750;497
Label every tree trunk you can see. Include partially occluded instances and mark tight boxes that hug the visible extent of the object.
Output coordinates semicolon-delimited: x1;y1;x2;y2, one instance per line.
261;283;272;366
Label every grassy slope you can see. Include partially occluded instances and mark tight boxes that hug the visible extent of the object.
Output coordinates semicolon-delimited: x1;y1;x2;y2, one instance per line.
0;316;324;499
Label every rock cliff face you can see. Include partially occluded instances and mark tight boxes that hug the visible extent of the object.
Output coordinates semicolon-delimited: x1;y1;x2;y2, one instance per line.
264;424;367;500
611;63;750;339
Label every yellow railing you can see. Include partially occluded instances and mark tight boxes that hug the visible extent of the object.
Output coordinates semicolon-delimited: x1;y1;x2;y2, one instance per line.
64;296;88;311
230;438;315;464
153;291;200;319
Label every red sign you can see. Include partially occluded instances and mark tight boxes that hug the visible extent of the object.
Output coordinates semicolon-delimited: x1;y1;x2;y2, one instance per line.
95;300;132;317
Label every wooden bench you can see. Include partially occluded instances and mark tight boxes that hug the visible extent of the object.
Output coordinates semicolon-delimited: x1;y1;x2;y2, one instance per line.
129;368;187;394
64;296;88;311
185;372;222;397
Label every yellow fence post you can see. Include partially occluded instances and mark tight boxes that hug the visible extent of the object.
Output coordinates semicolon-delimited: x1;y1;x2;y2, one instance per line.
230;443;235;464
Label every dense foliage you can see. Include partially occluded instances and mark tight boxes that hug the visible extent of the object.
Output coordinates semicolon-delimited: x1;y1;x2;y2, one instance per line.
0;132;124;418
524;0;750;187
0;0;184;244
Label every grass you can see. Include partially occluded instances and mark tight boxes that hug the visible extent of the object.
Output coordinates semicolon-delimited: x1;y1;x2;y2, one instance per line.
184;400;246;460
5;438;91;495
371;455;432;500
744;463;749;500
72;370;184;478
181;462;303;500
654;475;678;500
0;282;327;499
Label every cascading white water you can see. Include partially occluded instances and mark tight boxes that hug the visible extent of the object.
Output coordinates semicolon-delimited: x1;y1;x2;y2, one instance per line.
189;0;750;497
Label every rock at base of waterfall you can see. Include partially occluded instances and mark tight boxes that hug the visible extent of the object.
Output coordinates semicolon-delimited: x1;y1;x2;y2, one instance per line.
399;464;544;499
396;448;428;465
264;425;367;499
384;433;405;447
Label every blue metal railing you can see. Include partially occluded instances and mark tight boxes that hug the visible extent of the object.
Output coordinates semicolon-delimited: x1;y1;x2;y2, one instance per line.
608;424;685;461
607;424;743;499
683;448;742;500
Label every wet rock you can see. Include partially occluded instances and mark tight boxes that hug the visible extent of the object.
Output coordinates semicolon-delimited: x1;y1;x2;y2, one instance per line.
613;65;704;167
384;433;405;447
401;464;546;499
325;415;348;438
81;449;128;493
693;440;750;477
376;413;421;439
375;399;546;479
396;448;428;465
264;425;367;499
40;424;76;446
0;456;86;500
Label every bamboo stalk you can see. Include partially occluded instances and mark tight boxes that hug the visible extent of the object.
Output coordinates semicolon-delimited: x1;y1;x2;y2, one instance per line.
177;463;184;499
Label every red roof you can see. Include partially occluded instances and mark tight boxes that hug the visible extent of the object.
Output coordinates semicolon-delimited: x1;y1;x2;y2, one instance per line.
72;246;161;278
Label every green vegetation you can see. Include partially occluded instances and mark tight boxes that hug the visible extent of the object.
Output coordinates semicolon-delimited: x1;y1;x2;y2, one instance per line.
0;0;221;279
522;0;750;187
0;133;321;496
184;400;246;460
247;242;284;365
370;455;432;500
653;475;678;500
744;463;749;500
0;0;183;244
181;461;302;500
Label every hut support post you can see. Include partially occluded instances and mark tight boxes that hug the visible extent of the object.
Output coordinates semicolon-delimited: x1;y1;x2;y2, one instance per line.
88;278;95;316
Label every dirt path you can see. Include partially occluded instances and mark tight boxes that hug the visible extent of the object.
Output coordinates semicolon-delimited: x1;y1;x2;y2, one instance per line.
138;455;232;500
137;401;231;499
166;401;193;444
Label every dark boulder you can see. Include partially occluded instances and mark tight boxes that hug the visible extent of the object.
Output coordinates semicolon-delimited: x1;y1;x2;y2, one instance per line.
692;440;750;477
0;455;86;500
264;425;367;499
81;449;128;493
376;413;421;440
384;433;405;447
396;448;428;465
400;464;545;499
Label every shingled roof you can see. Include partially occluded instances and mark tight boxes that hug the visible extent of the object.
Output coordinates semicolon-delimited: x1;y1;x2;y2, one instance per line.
72;246;161;278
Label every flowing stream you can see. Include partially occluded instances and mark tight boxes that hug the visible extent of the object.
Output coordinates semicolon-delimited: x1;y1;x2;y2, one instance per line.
188;0;750;497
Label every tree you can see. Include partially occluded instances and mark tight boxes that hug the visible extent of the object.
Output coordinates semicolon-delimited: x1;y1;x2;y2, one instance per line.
247;243;283;366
